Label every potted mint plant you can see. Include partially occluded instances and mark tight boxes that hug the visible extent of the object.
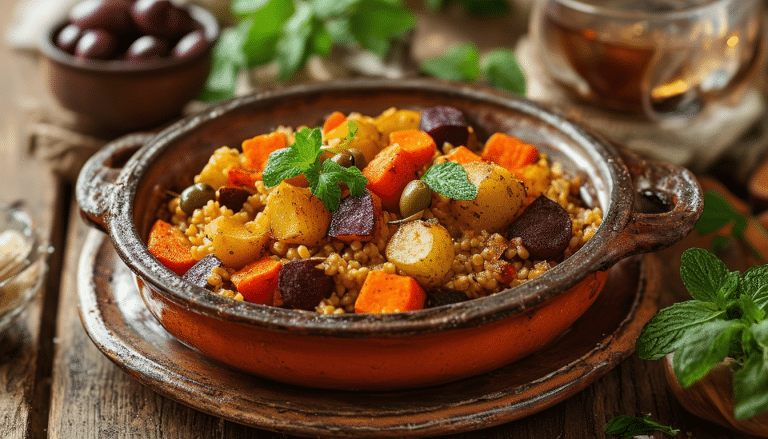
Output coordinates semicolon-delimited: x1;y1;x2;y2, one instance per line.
636;247;768;436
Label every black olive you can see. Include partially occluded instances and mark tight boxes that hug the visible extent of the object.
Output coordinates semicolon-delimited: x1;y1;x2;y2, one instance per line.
399;180;431;218
179;183;215;215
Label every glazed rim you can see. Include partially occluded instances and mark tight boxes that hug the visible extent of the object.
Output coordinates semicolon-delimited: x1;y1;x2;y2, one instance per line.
108;79;632;337
39;4;219;73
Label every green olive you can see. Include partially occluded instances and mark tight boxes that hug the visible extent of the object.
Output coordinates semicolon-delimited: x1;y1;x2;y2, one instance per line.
399;180;432;218
179;183;216;215
348;148;367;170
330;151;353;168
329;148;367;170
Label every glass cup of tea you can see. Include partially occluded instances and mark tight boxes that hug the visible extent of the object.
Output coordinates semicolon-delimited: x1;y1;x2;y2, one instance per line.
530;0;765;119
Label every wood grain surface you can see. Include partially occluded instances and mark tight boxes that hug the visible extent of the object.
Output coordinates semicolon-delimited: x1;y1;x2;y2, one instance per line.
0;0;765;437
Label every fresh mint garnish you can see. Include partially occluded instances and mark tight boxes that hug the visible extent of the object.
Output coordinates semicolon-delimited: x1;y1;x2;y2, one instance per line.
418;43;526;95
636;247;768;419
604;414;679;438
262;127;367;211
420;161;478;201
695;189;766;262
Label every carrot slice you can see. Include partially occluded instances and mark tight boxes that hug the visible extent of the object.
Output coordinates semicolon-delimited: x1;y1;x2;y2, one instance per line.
481;133;539;173
389;130;437;167
323;111;347;135
228;165;262;187
362;144;419;211
147;219;197;276
241;131;287;171
231;256;282;305
441;145;481;164
354;271;426;313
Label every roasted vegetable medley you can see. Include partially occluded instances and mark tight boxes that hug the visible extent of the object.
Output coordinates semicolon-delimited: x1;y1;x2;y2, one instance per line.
149;106;603;314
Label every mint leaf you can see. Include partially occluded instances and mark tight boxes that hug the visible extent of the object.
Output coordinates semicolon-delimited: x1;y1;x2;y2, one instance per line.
262;148;303;187
733;320;768;419
419;43;481;82
348;0;415;57
742;265;768;311
695;190;739;235
673;320;743;387
480;49;526;95
604;414;678;438
680;247;731;302
421;162;478;201
312;160;368;211
292;127;324;167
636;300;723;360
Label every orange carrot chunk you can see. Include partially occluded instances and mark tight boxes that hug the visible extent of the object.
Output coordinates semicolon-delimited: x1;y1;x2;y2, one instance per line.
231;256;282;305
440;145;482;164
228;165;262;187
354;271;426;313
241;131;287;171
147;219;197;276
389;129;437;168
323;111;347;135
481;132;539;173
362;144;419;211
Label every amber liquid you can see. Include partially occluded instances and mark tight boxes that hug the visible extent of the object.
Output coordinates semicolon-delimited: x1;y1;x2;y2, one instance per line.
542;9;763;115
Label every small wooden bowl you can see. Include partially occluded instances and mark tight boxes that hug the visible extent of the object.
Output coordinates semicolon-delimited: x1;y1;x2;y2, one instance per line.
39;5;219;134
665;354;768;437
76;79;703;390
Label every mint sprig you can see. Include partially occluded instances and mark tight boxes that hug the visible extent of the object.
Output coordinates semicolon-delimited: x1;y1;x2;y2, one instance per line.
695;189;766;262
419;43;526;95
636;247;768;419
262;127;367;211
421;161;477;201
604;414;679;438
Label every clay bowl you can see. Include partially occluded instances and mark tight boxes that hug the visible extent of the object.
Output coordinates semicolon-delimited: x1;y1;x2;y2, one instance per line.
75;79;703;391
39;4;219;134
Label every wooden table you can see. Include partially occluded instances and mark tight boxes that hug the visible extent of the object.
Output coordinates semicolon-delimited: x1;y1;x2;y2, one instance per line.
0;3;765;438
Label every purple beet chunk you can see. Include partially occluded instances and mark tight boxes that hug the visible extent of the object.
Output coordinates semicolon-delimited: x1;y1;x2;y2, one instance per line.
278;259;334;311
75;29;118;59
426;287;469;308
181;254;223;291
327;191;376;241
56;24;83;53
418;106;470;147
507;195;573;260
172;30;207;59
69;0;133;32
125;35;169;60
217;186;251;213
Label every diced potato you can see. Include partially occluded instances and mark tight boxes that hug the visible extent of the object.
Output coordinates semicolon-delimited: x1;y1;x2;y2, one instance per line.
451;161;526;233
324;116;384;164
195;146;242;189
204;213;270;270
385;220;455;288
374;107;421;140
267;182;331;246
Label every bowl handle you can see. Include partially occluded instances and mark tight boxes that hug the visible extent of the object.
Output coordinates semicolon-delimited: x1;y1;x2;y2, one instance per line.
76;133;155;233
595;148;704;271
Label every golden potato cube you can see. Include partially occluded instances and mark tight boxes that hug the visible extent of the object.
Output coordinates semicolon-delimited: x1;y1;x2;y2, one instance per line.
451;162;526;233
204;213;270;270
267;182;332;246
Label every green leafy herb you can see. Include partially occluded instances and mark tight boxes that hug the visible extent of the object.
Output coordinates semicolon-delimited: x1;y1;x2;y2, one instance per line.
418;43;526;95
604;414;679;438
695;189;766;262
420;161;478;200
636;247;768;419
200;0;415;101
262;127;367;211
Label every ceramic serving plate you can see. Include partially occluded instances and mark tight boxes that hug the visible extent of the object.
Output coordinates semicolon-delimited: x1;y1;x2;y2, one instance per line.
76;79;702;390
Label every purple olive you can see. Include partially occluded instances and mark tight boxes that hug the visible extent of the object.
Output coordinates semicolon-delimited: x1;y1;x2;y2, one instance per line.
507;195;573;260
131;0;196;37
69;0;133;32
419;106;470;148
56;24;83;53
125;35;169;60
75;29;118;60
172;30;207;58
